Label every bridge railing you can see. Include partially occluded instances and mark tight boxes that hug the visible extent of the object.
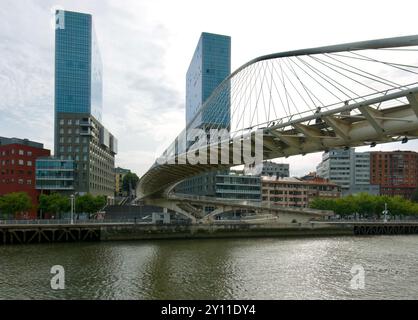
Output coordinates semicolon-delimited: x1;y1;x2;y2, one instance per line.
153;35;418;166
0;219;151;225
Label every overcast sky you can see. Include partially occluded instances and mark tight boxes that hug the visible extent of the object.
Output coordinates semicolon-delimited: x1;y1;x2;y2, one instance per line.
1;0;418;177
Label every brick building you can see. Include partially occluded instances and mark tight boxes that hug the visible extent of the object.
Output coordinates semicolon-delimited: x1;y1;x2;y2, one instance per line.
370;151;418;199
0;137;50;219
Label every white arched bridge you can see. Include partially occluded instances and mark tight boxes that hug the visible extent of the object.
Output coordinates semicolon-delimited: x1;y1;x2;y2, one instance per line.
137;35;418;223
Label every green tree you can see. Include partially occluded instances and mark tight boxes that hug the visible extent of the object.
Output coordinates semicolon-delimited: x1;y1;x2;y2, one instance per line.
310;193;418;218
75;194;106;215
122;172;139;196
39;193;70;219
411;188;418;203
0;192;33;219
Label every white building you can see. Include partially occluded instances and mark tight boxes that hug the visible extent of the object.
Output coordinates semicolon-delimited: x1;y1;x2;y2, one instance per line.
316;148;379;196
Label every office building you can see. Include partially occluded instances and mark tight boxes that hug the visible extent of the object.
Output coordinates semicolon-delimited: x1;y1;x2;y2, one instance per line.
35;158;74;192
175;170;224;196
261;176;341;208
316;148;379;196
115;167;131;197
54;11;117;200
0;137;51;219
186;32;231;129
178;32;231;196
215;171;261;201
262;161;289;177
370;151;418;199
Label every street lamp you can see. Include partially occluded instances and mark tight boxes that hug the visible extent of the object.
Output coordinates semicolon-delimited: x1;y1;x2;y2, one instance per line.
383;203;389;223
70;194;75;225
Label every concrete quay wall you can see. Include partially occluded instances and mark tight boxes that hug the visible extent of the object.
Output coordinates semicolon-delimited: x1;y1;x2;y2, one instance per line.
99;223;354;241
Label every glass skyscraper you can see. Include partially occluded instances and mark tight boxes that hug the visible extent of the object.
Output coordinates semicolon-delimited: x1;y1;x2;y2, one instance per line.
55;11;102;121
186;32;231;129
54;10;117;199
176;33;231;198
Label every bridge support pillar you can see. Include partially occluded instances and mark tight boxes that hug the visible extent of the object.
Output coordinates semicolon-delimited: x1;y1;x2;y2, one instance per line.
144;198;198;223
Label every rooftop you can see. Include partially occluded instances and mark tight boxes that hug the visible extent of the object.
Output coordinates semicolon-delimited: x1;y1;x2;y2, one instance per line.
0;136;44;149
261;175;338;186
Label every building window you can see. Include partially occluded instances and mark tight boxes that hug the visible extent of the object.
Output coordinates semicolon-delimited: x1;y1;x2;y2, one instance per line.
68;137;72;143
75;119;80;125
75;137;80;144
27;151;32;156
68;129;72;134
18;159;24;165
18;179;23;184
27;180;32;185
60;128;64;134
60;119;64;125
68;119;72;125
27;161;32;166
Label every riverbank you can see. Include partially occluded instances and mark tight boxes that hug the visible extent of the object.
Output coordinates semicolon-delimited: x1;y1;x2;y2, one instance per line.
100;222;354;241
2;221;418;244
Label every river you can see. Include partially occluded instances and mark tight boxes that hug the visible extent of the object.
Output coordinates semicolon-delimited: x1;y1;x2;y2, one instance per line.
1;235;418;299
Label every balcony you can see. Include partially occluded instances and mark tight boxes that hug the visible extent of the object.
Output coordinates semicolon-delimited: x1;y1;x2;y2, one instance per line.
36;184;74;190
80;120;92;127
80;128;92;136
36;176;74;181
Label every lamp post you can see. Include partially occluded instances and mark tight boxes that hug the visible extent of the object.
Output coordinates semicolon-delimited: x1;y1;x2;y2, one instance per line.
383;203;389;223
70;194;75;225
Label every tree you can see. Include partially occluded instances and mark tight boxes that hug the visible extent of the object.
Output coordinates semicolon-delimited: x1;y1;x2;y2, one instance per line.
122;172;140;196
310;193;418;218
75;194;106;216
411;188;418;203
0;192;33;219
38;193;70;219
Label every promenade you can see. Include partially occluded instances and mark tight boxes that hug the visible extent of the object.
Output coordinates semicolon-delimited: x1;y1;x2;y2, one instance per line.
1;220;418;245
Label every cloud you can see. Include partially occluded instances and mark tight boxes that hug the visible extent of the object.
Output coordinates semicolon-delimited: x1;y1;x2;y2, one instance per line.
0;0;185;176
0;0;417;180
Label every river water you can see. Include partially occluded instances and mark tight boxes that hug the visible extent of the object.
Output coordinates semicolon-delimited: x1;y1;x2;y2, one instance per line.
1;236;418;300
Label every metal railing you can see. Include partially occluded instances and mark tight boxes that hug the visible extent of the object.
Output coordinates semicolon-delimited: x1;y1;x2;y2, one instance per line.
0;218;151;226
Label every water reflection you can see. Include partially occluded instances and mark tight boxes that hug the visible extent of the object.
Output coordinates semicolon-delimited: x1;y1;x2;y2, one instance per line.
1;236;418;299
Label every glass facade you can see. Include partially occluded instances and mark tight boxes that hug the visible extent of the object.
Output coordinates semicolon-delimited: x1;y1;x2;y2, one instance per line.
179;33;231;197
55;11;102;121
216;173;261;201
35;158;74;191
54;11;116;198
186;32;231;128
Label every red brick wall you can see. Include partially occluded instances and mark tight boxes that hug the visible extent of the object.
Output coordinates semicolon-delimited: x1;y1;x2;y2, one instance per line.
370;151;418;199
0;143;50;219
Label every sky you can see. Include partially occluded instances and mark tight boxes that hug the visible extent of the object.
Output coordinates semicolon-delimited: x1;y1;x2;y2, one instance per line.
1;0;418;177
